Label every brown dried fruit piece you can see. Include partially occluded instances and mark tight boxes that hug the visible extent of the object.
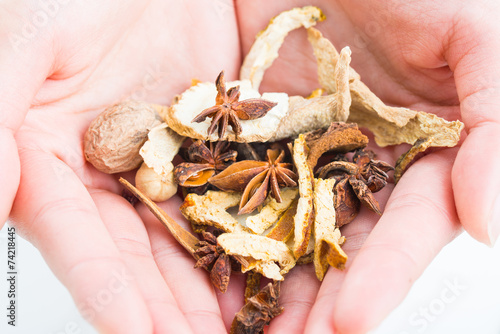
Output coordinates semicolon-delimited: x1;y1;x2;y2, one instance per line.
304;122;368;170
230;282;283;334
84;100;162;173
174;140;237;188
194;231;232;293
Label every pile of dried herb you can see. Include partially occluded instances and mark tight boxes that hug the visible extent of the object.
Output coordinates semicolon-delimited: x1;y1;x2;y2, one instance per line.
84;6;463;333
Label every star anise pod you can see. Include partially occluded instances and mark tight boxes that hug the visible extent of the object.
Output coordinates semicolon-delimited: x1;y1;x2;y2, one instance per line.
208;148;298;215
230;282;283;334
174;140;237;187
192;71;277;139
194;231;232;293
317;149;393;226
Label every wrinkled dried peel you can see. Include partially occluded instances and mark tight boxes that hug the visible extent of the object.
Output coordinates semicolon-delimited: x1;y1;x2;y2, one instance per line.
265;198;298;242
218;233;296;280
305;122;368;170
240;6;325;91
313;178;347;280
292;135;315;259
167;80;289;142
271;47;352;141
307;27;463;155
246;188;299;234
180;191;250;233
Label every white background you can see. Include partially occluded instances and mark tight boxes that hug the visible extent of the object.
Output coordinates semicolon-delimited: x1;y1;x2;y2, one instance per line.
0;224;499;334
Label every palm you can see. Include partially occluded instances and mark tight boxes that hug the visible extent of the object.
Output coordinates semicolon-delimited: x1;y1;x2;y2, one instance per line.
6;1;242;332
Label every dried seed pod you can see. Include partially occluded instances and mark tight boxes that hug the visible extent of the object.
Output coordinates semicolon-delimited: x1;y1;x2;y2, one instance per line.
135;163;177;202
84;100;162;173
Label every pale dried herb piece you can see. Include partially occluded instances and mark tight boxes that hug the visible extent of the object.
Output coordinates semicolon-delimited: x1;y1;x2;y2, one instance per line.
230;282;283;334
209;149;298;215
173;140;237;188
192;71;277;139
313;178;347;280
217;233;296;281
194;231;232;293
292;135;315;259
265;198;298;242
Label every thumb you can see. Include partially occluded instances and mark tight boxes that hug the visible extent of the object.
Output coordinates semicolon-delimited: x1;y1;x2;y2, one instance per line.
447;10;500;245
0;11;53;227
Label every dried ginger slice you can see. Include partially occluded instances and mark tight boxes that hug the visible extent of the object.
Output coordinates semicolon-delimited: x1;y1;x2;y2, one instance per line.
139;123;185;177
217;233;296;281
246;188;299;234
240;6;325;91
292;134;315;259
307;27;463;159
167;80;289;142
313;178;347;281
270;47;353;141
180;191;250;233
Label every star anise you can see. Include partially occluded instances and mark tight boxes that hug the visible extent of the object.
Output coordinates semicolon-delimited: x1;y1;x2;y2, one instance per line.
317;149;394;226
192;71;277;139
230;282;283;334
194;231;232;293
208;148;298;215
174;140;237;188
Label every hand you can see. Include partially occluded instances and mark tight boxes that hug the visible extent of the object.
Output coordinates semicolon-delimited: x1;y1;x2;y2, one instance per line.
1;0;242;332
236;0;500;333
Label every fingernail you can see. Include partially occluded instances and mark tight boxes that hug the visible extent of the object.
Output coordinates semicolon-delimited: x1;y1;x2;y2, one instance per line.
488;194;500;246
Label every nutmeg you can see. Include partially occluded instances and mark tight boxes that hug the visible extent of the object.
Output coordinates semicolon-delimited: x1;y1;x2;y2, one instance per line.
84;100;162;173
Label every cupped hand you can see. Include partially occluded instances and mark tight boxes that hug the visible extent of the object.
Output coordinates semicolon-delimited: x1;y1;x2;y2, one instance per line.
236;0;500;333
1;0;242;333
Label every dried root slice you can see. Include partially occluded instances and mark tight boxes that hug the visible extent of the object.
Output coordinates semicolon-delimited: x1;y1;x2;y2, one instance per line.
240;6;325;91
230;282;283;334
304;122;368;170
307;27;463;170
313;178;347;281
246;188;299;234
292;135;315;259
394;138;433;182
167;80;289;142
218;233;296;280
271;47;353;141
140;123;185;177
265;198;298;242
180;191;250;233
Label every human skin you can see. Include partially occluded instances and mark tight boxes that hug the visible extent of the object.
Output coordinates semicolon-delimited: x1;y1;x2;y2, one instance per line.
1;0;499;333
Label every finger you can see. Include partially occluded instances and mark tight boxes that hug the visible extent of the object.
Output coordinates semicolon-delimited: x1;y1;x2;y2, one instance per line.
303;192;386;334
90;190;194;334
332;148;461;334
10;150;152;334
0;19;52;227
138;196;227;334
446;17;500;245
268;264;320;334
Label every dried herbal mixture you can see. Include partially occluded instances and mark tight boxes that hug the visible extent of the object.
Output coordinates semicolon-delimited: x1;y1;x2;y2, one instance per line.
83;6;463;333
